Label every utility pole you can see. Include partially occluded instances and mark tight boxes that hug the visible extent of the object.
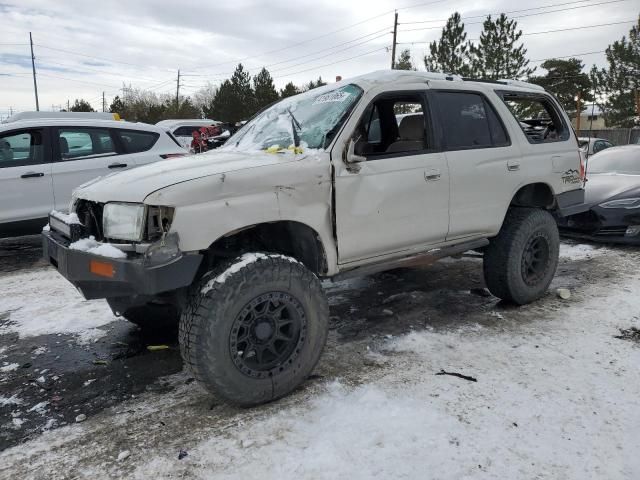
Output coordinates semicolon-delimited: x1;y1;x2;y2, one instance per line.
576;90;581;132
175;69;181;108
102;91;106;112
29;32;40;111
67;99;70;111
391;12;398;69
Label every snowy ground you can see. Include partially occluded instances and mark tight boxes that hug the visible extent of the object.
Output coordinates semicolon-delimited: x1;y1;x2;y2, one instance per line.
1;236;639;479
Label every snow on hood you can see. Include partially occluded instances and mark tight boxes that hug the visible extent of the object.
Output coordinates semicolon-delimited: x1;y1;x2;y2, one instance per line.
74;148;303;204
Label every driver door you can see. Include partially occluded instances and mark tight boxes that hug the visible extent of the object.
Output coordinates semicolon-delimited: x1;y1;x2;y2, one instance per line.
334;90;450;264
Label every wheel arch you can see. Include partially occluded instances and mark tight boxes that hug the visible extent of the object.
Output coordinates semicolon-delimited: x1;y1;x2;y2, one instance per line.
509;182;556;209
203;220;329;276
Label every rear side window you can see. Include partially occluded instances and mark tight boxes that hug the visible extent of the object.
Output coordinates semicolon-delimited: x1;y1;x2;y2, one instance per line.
117;130;159;154
174;126;202;136
500;93;569;144
435;92;509;150
58;128;116;160
0;129;45;168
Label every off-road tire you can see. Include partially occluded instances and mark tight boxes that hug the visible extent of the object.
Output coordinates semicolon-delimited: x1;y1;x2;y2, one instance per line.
483;208;559;305
179;253;329;407
107;299;180;331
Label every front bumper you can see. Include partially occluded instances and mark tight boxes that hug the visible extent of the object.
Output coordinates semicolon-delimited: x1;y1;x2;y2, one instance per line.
558;205;640;246
43;230;203;300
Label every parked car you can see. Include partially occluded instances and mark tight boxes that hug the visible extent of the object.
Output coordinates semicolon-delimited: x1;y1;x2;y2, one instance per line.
43;70;585;406
156;119;221;150
578;137;614;157
0;115;187;238
558;145;640;244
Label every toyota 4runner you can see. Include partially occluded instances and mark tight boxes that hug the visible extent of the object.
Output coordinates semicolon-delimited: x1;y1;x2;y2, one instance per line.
43;71;586;406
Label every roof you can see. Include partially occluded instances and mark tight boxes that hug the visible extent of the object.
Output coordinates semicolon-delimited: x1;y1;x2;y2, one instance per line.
2;111;120;123
346;70;545;93
0;118;165;132
156;119;219;127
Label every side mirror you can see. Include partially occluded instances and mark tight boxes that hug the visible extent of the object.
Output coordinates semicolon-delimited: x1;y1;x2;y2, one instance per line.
346;137;367;163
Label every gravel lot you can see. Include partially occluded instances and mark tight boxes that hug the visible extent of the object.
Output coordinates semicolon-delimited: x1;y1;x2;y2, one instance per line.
0;236;639;479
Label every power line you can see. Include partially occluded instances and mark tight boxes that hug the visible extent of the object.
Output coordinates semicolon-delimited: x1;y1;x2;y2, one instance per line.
397;20;636;45
530;50;606;63
38;72;122;89
399;0;593;24
272;45;390;80
191;0;447;70
398;0;630;32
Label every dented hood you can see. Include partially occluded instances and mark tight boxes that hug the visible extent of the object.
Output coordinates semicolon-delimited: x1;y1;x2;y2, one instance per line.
74;149;300;203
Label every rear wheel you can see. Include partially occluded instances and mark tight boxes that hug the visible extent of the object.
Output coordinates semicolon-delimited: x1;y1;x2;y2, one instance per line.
179;253;328;407
483;208;559;305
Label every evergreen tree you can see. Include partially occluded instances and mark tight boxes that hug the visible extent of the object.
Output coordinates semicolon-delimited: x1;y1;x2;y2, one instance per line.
305;77;326;91
592;15;640;127
279;82;300;99
253;67;279;111
206;80;236;122
470;14;534;79
424;13;471;76
230;63;255;120
395;49;416;70
70;99;95;112
109;96;125;115
529;58;593;117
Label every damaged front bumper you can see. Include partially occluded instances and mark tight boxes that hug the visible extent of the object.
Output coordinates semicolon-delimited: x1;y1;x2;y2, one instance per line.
42;226;202;300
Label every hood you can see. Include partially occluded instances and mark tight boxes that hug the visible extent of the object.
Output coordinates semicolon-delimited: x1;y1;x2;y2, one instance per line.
74;148;302;203
585;173;640;206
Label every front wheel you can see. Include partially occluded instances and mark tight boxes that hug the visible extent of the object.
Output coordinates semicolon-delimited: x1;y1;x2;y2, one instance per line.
179;253;329;407
483;208;559;305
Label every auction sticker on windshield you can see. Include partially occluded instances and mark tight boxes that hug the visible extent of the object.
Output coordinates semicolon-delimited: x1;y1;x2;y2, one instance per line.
313;91;351;105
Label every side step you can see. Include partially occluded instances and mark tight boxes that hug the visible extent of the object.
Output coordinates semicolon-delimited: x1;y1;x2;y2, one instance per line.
333;238;489;281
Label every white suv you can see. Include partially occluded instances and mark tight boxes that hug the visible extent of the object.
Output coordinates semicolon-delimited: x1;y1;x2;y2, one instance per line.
0;116;187;237
44;71;586;406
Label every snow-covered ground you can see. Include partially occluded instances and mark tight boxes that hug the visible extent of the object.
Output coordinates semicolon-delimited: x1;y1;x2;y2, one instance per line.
1;241;639;479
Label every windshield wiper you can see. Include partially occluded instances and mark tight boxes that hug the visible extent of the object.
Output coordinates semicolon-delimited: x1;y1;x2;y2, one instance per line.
287;108;301;147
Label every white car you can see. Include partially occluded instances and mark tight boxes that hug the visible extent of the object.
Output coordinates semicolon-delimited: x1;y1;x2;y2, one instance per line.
156;119;220;149
578;137;614;157
0;115;187;237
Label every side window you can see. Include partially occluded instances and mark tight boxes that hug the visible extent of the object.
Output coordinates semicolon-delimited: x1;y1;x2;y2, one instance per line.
436;92;509;150
58;128;116;160
174;126;199;136
0;130;45;168
500;93;569;144
355;94;430;157
117;130;160;154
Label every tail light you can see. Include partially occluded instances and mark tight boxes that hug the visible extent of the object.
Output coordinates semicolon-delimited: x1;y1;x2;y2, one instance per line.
160;153;187;159
578;150;587;183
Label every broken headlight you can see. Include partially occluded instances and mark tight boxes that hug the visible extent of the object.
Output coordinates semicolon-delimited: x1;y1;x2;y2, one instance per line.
103;202;145;241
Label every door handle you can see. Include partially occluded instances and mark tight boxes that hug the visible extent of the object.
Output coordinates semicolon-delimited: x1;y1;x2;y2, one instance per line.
507;161;520;171
108;163;128;169
21;172;44;178
424;169;441;181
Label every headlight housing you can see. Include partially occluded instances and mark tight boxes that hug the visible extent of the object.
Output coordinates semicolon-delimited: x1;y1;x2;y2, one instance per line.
599;198;640;209
103;202;146;241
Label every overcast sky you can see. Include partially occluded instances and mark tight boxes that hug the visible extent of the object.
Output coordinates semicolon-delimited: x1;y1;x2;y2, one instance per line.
1;0;637;117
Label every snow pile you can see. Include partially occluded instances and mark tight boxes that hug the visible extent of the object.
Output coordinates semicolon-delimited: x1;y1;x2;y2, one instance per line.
0;269;119;341
69;236;126;259
50;210;81;224
0;395;23;407
559;242;605;260
0;362;19;373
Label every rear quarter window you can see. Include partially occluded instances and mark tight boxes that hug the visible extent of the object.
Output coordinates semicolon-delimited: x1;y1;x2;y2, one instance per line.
116;130;160;154
499;92;570;144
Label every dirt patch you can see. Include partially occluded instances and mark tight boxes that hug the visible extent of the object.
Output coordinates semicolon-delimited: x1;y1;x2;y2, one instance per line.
614;327;640;344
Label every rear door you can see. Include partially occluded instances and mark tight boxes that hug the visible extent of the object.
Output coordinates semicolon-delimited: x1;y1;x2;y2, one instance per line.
50;126;128;211
113;128;161;166
0;127;54;233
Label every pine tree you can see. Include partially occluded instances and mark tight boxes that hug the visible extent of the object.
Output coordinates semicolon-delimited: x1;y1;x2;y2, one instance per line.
229;63;255;120
529;58;593;117
253;67;279;111
206;80;235;122
70;99;95;112
280;82;300;99
305;77;327;91
470;14;534;79
395;49;416;70
424;13;471;76
592;15;640;127
109;96;125;115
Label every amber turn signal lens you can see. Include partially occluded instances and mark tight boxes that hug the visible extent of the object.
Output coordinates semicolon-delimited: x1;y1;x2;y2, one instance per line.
90;260;114;278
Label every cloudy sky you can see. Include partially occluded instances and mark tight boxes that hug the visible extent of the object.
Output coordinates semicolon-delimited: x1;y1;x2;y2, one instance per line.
1;0;637;117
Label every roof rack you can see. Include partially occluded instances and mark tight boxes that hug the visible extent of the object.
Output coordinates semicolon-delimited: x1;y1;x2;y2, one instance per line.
461;77;545;91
